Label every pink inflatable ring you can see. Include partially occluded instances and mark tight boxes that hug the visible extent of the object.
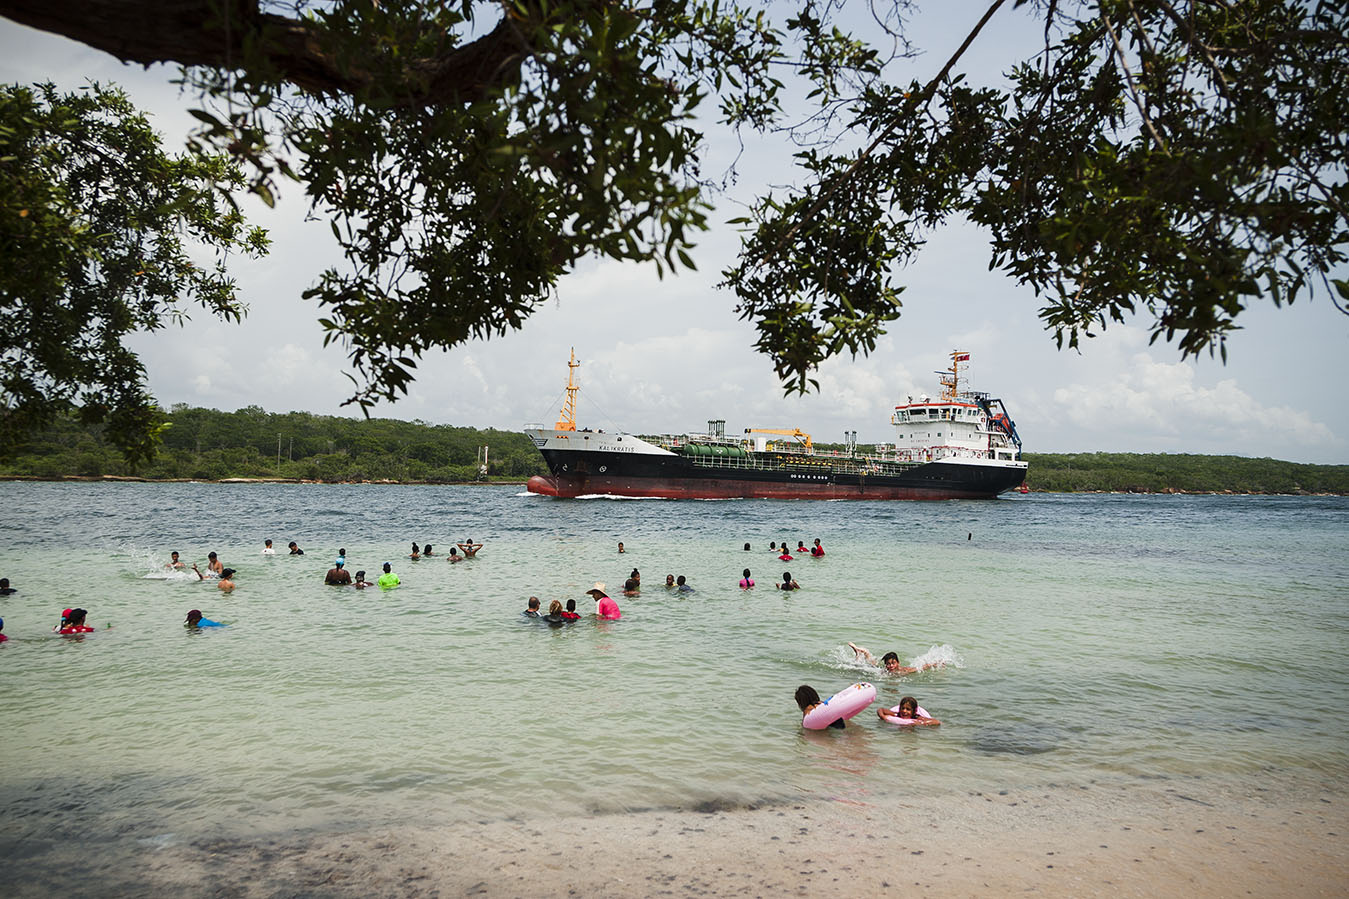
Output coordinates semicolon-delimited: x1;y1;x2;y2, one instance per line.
879;704;935;726
802;682;876;730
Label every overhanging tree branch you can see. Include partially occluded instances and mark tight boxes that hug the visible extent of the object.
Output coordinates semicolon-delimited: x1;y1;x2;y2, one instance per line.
0;0;533;105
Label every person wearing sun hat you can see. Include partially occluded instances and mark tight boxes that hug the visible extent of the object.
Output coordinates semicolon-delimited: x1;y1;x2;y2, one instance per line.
586;582;621;620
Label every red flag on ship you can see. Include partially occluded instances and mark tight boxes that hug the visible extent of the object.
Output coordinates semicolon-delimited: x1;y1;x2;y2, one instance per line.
955;353;970;362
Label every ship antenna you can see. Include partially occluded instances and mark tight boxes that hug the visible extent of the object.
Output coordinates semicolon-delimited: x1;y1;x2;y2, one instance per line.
940;350;969;401
555;348;580;431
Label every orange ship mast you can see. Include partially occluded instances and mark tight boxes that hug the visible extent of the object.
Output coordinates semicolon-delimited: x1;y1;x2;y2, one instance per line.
938;350;970;401
555;348;580;431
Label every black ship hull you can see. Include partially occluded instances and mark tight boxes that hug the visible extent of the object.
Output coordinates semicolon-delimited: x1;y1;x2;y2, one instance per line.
526;447;1026;500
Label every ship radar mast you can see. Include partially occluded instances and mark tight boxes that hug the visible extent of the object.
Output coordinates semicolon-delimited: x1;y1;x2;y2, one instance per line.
555;348;581;431
938;350;971;401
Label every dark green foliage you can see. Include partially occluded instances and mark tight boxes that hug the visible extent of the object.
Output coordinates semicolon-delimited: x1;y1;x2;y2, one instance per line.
727;0;1348;386
0;82;269;465
0;406;546;482
2;1;1344;465
1021;452;1349;495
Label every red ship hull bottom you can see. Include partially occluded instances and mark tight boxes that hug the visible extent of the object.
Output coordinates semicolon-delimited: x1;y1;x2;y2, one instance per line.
526;473;1019;501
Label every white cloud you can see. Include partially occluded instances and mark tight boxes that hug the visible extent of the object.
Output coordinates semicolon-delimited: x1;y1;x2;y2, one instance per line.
1051;349;1336;452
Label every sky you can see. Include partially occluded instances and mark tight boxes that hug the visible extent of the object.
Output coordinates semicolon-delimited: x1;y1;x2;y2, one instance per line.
3;3;1346;464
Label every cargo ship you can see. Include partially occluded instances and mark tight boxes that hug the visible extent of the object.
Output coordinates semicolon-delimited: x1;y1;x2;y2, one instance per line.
524;350;1027;500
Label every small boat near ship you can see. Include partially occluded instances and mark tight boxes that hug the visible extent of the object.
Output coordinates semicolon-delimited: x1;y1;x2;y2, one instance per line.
524;350;1028;500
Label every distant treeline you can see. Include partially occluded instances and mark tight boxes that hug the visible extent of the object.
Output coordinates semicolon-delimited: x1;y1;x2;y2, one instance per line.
1019;452;1349;495
1;407;1345;494
0;405;544;483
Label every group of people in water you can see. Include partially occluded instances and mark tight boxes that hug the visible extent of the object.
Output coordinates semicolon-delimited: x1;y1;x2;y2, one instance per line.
9;534;942;729
407;540;483;563
793;641;944;729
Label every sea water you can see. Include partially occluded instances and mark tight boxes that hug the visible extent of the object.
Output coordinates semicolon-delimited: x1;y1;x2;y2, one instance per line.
0;482;1346;850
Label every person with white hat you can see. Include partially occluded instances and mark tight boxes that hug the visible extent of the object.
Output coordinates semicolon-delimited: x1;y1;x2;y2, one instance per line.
586;582;621;620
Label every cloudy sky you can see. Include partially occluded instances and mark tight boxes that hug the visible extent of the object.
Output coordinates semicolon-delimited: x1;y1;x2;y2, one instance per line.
3;3;1345;464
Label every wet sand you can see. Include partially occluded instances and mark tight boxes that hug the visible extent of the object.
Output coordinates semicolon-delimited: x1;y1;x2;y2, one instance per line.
12;781;1343;897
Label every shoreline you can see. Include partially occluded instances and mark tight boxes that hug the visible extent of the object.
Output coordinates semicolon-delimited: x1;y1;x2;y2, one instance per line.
8;782;1344;897
0;475;1342;496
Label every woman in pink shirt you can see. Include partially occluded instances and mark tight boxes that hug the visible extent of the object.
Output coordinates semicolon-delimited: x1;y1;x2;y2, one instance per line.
587;583;621;619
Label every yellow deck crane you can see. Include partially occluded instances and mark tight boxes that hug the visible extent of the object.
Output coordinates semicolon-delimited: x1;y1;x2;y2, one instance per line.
744;428;814;453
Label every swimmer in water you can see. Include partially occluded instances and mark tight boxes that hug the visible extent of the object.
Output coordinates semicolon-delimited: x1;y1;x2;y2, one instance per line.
740;569;754;588
409;542;421;560
288;541;304;555
447;547;462;563
56;608;95;634
325;560;352;585
166;551;185;569
879;695;940;725
664;574;675;589
795;685;845;729
185;609;226;628
262;539;276;555
458;538;483;558
560;599;581;621
353;570;374;589
206;552;224;576
0;577;13;595
0;616;7;642
523;596;542;618
587;583;621;620
377;562;400;589
810;538;824;557
422;543;434;556
544;599;567;626
777;571;799;590
192;562;230;587
848;643;943;676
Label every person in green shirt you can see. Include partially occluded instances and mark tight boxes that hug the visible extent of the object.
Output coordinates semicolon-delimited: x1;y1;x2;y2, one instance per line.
377;562;400;589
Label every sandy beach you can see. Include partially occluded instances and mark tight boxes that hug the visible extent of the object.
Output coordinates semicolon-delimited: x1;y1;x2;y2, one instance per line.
13;780;1342;897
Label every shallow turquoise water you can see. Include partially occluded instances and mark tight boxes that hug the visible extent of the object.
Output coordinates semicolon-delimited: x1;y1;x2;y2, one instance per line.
0;483;1345;847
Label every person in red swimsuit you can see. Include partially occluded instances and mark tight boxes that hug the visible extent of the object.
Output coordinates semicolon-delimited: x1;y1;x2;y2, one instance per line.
55;608;95;634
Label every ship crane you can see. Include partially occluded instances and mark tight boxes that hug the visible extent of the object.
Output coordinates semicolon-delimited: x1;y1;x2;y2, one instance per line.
744;428;813;453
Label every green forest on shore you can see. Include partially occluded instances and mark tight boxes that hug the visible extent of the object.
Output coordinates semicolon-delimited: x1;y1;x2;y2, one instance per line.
1;406;1345;494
